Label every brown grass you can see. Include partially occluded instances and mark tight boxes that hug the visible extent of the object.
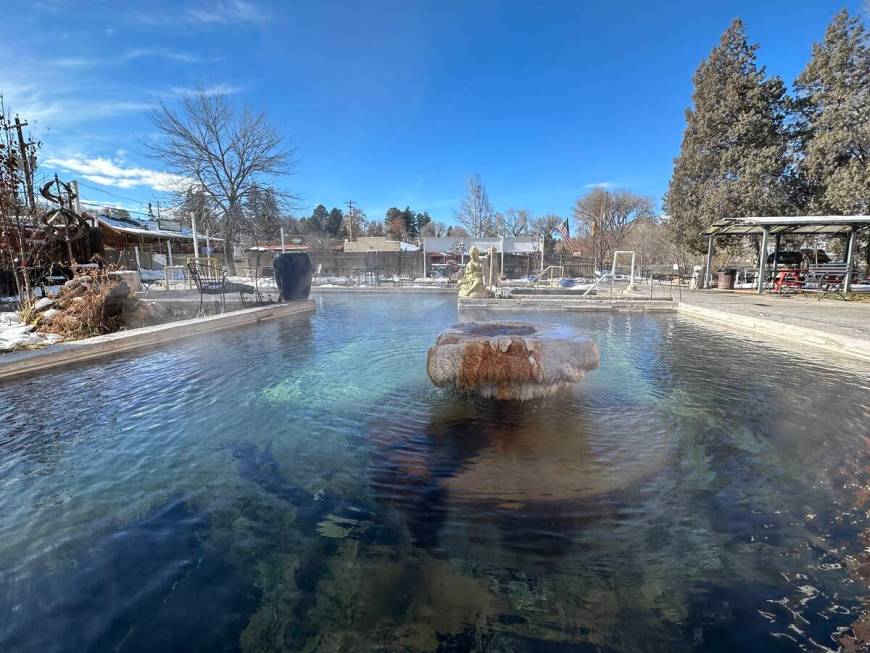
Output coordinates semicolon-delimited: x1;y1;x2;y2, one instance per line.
37;271;125;340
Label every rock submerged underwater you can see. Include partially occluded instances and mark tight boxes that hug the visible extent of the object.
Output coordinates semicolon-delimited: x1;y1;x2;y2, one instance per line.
427;321;600;400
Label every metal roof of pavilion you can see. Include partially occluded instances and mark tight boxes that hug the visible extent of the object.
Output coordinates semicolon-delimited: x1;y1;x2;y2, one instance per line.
701;215;870;237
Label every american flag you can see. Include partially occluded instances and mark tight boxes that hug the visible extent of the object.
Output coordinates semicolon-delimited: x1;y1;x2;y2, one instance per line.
556;218;570;243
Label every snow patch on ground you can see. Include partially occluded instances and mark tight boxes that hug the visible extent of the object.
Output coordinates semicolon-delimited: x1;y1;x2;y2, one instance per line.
0;312;63;353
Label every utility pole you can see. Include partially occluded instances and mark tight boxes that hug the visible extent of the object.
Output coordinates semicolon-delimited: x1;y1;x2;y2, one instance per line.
11;116;36;212
345;199;355;241
69;180;82;214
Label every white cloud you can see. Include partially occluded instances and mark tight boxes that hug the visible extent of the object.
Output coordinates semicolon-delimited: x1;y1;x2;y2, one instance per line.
585;182;616;189
51;48;220;67
52;57;104;68
121;49;222;64
188;1;267;25
166;83;243;97
45;156;189;193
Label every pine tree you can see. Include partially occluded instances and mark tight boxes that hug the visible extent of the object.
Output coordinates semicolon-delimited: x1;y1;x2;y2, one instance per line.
306;204;328;234
664;19;791;252
793;10;869;215
325;207;344;237
400;206;417;239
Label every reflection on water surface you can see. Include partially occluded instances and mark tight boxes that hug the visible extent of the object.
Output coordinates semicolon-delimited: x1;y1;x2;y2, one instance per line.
1;294;868;652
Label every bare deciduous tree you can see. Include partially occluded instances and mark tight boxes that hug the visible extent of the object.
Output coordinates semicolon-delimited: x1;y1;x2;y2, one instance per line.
499;208;530;236
341;206;367;241
529;214;561;239
529;214;563;257
365;220;385;237
148;90;296;273
455;174;495;237
421;220;450;237
621;215;675;271
0;112;46;304
573;188;654;268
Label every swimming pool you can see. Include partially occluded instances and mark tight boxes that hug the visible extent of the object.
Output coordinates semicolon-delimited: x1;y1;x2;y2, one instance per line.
1;293;868;651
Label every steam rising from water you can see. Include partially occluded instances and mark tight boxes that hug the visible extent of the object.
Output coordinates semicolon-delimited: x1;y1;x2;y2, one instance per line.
0;295;868;651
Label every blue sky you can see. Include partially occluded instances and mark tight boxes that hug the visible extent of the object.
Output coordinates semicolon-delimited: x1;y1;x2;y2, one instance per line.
0;0;864;223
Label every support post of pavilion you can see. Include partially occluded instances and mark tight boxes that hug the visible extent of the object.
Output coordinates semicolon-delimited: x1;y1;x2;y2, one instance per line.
844;226;856;293
756;226;769;294
704;236;714;289
771;234;781;290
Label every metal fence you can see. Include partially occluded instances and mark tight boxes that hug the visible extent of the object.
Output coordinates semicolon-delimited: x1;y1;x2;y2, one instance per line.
309;250;425;279
307;249;595;281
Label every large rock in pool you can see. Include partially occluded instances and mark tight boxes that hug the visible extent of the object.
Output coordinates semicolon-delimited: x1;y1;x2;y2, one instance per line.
427;321;599;400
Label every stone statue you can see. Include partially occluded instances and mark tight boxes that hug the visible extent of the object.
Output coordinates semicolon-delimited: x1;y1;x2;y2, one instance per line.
458;246;489;298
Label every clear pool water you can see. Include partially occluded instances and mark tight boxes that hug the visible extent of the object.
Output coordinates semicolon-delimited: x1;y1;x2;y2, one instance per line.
1;293;869;652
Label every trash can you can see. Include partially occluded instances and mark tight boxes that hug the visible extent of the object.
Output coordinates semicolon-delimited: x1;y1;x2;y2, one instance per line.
717;270;735;289
274;252;312;301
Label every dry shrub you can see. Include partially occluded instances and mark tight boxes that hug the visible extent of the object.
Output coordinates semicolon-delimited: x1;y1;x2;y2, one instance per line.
39;271;125;339
17;300;39;324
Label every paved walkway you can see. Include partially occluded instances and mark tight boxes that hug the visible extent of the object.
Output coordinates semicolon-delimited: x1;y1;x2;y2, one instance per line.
678;289;870;362
680;289;870;341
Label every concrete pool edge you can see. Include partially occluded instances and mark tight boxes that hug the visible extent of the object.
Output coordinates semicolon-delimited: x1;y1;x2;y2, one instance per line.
0;300;314;380
458;297;678;311
677;301;870;364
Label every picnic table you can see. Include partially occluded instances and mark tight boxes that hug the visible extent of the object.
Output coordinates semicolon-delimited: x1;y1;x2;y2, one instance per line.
777;263;858;298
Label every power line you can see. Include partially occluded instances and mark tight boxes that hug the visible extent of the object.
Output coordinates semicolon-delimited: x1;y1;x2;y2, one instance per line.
75;180;151;206
78;200;155;219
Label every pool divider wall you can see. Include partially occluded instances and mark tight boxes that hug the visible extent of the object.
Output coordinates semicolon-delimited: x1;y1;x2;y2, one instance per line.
457;297;678;311
0;301;315;381
459;295;870;363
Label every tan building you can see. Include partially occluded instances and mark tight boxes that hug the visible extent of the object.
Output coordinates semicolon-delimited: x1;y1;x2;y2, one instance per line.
343;237;419;253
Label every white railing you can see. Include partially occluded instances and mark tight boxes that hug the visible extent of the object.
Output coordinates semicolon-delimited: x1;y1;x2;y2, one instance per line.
526;266;565;287
582;272;611;297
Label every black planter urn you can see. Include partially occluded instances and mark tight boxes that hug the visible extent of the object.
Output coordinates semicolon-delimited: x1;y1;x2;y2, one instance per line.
274;252;312;301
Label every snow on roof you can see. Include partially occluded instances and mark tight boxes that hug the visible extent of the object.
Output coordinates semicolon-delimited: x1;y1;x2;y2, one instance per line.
422;236;539;254
96;214;219;241
245;243;309;251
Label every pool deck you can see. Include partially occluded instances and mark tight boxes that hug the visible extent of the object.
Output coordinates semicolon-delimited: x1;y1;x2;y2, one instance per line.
678;290;870;363
0;300;314;381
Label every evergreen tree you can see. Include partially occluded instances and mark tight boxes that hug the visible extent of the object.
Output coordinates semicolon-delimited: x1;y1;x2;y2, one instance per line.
325;207;344;237
794;10;869;215
664;19;791;253
416;211;432;235
305;204;328;234
384;207;402;231
401;206;417;239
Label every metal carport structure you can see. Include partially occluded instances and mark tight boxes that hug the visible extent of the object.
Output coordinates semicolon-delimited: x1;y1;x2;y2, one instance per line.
700;215;870;293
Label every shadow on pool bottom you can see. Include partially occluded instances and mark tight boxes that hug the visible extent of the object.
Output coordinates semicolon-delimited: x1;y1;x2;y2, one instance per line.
0;498;260;653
